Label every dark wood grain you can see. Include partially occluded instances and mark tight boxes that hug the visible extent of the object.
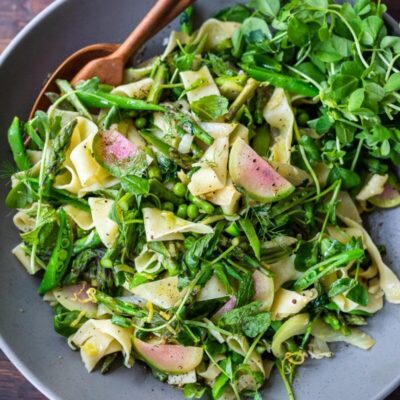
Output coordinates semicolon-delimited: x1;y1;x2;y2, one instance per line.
0;1;400;399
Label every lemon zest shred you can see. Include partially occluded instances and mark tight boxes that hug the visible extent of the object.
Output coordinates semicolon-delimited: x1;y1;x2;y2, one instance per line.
70;310;86;328
146;302;154;323
86;288;97;303
159;311;171;320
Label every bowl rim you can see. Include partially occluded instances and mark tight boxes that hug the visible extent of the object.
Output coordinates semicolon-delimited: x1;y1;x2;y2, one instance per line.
0;2;399;400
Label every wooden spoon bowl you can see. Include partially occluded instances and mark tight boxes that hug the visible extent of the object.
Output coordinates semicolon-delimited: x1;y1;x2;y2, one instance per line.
29;0;194;119
30;43;119;119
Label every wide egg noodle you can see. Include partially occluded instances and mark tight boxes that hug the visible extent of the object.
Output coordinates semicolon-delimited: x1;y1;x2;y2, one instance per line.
197;274;229;301
134;245;163;274
267;255;302;291
192;19;241;52
180;65;220;104
270;288;317;320
71;319;133;372
88;197;118;248
271;313;310;358
226;335;265;378
54;117;117;196
311;318;375;350
263;88;294;164
112;77;154;99
12;243;41;275
356;174;388;201
341;216;400;304
63;205;94;231
188;137;229;196
205;179;241;215
129;276;184;309
142;208;213;242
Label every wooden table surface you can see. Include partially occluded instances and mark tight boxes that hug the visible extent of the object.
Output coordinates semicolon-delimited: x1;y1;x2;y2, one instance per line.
1;0;400;399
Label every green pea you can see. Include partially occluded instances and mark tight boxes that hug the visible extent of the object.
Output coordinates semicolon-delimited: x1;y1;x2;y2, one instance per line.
176;204;188;219
135;116;147;129
173;182;187;197
297;111;310;126
187;204;199;220
162;201;174;212
148;165;162;180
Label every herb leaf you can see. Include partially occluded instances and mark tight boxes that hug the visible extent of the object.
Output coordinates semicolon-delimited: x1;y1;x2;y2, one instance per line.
191;95;229;121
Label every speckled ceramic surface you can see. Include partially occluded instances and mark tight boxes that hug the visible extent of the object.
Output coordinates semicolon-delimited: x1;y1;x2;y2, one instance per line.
0;1;399;399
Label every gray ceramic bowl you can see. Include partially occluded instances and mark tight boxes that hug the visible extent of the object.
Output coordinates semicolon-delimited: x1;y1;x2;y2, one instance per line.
0;1;399;399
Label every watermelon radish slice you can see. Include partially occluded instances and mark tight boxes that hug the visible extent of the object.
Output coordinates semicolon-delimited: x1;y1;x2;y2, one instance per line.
229;138;294;202
369;180;400;208
133;337;203;374
92;130;146;177
213;296;237;320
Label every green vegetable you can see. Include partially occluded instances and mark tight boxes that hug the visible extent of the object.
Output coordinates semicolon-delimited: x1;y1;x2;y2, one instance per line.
72;231;102;255
76;90;165;111
135;117;147;129
56;79;92;119
173;182;187;198
95;290;145;317
293;249;364;291
191;95;229;121
187;193;215;214
147;63;167;104
54;310;87;337
187;204;199;220
162;201;175;212
242;66;319;97
177;204;188;219
239;219;260;259
7;117;31;171
38;209;73;294
180;5;194;35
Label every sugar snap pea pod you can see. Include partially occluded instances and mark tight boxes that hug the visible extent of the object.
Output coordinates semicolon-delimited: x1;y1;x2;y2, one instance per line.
7;117;31;171
187;193;215;215
72;230;102;255
75;90;166;112
56;79;92;119
25;120;44;150
180;5;194;35
95;290;146;317
293;249;364;292
149;179;185;206
242;65;319;98
38;209;73;294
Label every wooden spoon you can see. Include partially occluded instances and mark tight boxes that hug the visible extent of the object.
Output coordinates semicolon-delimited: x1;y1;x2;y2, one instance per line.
30;0;194;118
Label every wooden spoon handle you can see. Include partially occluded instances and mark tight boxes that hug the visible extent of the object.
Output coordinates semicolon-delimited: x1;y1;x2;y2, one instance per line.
113;0;195;64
